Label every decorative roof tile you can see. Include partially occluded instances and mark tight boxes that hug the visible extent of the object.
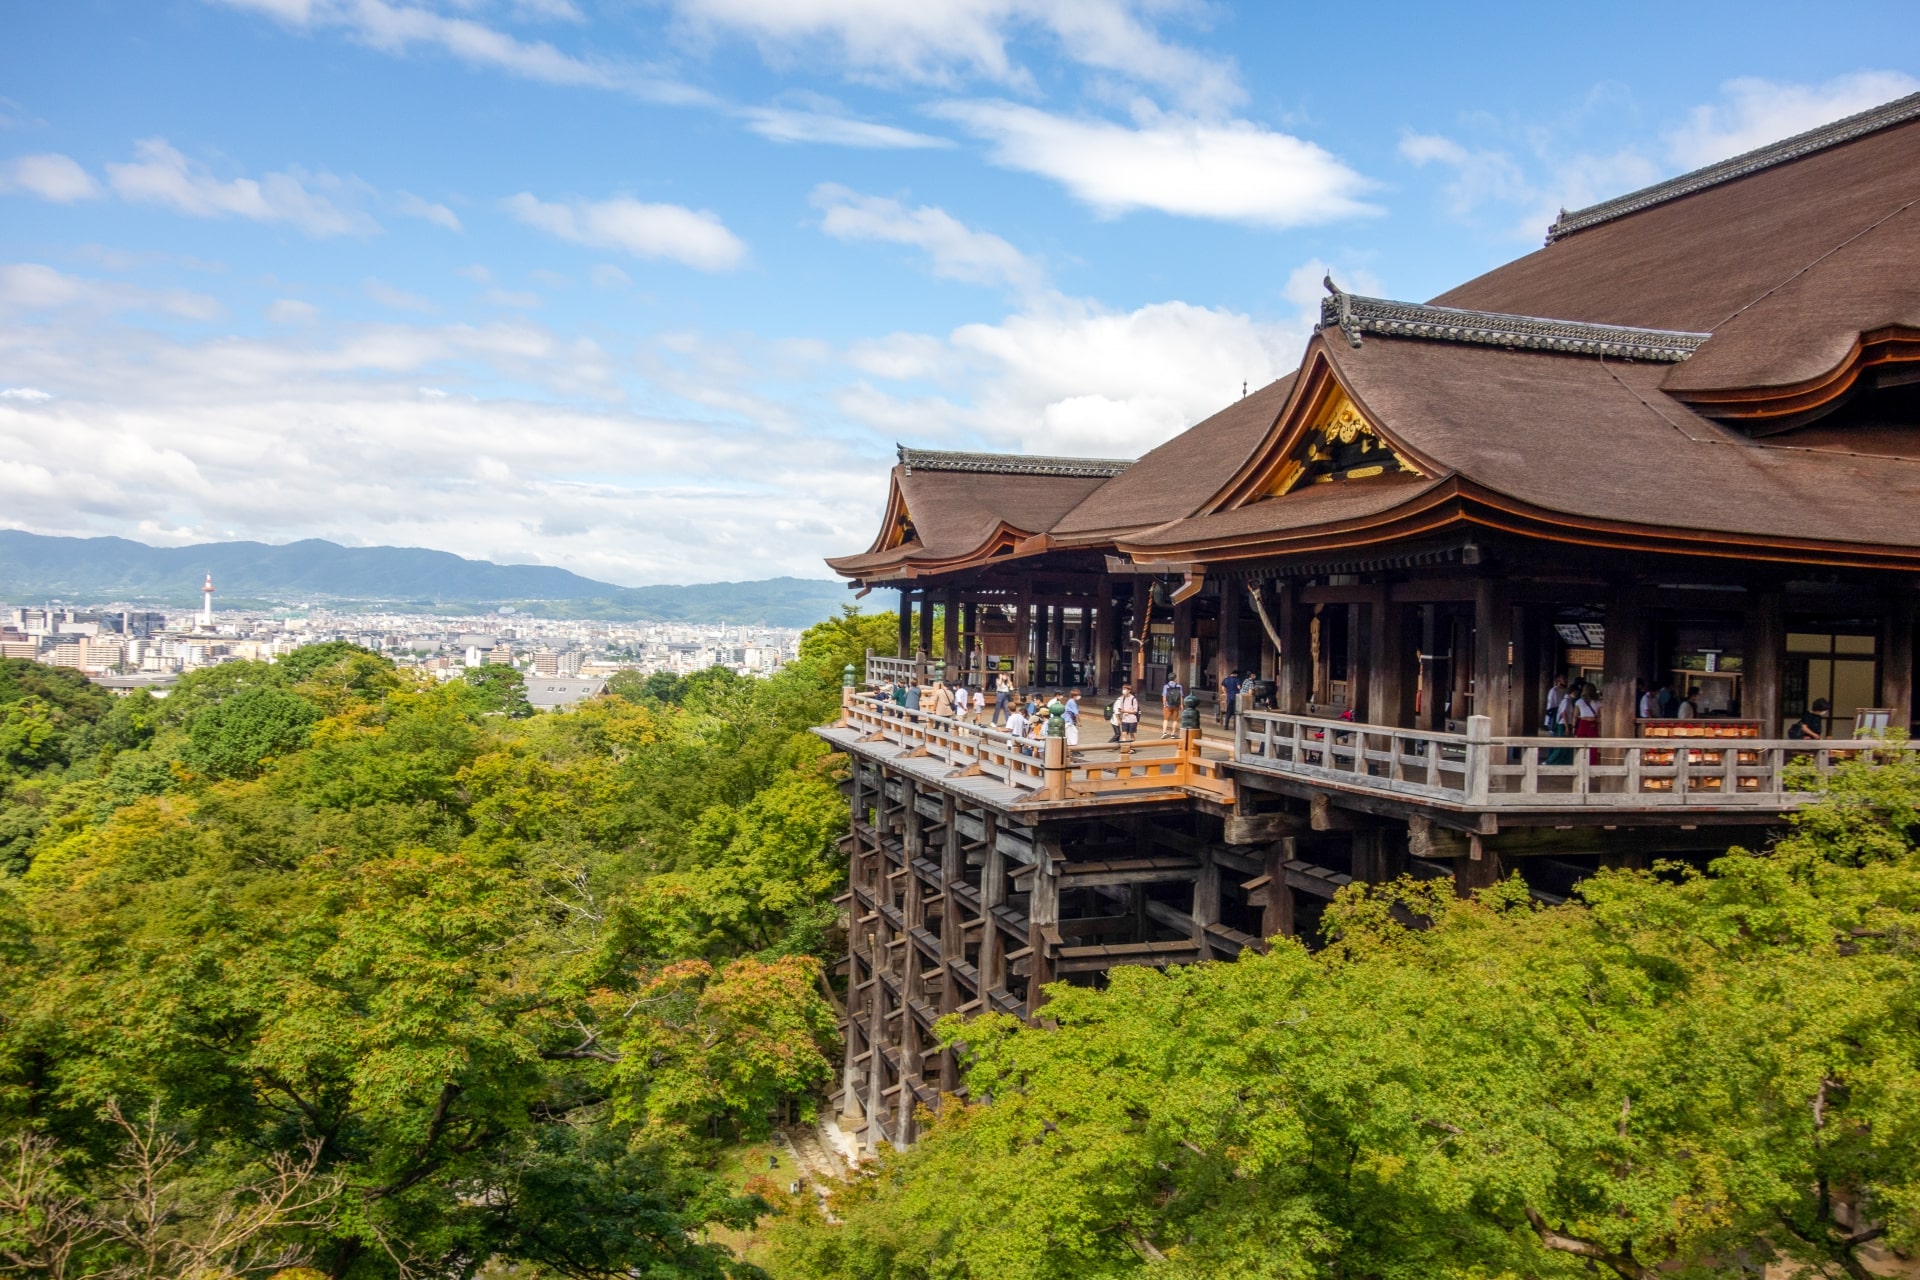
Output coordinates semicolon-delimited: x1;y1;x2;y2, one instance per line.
1546;91;1920;241
896;446;1131;478
1319;287;1709;362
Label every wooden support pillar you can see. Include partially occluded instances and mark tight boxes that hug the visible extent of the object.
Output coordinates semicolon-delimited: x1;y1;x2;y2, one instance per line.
1514;604;1545;737
1884;590;1915;734
1417;604;1443;732
942;587;960;683
1346;602;1369;716
1369;588;1412;728
839;810;868;1124
896;587;912;660
1277;581;1313;714
1049;604;1067;686
1219;576;1244;690
1453;836;1502;898
917;591;934;662
1014;589;1032;690
960;601;977;683
1094;578;1116;694
1025;842;1059;1016
1745;589;1785;736
1602;589;1644;740
1311;606;1332;709
1261;837;1296;940
1172;596;1195;690
1191;848;1220;942
978;815;1006;997
1474;578;1513;735
937;798;961;1018
1350;830;1384;884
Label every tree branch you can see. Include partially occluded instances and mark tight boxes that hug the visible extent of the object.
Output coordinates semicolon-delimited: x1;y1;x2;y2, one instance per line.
1524;1206;1656;1280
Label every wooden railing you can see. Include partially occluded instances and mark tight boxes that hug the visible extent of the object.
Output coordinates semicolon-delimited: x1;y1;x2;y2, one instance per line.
840;692;1233;803
864;651;925;685
1236;710;1916;812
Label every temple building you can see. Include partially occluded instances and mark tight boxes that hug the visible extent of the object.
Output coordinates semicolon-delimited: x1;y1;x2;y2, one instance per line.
815;92;1920;1146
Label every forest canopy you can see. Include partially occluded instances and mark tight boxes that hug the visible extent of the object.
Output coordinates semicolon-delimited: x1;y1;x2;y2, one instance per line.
0;607;894;1279
765;749;1920;1280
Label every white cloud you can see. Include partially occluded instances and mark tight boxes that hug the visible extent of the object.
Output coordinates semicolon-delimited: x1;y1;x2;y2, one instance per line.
482;288;543;308
211;0;708;105
364;278;436;312
0;310;882;583
456;263;493;283
0;387;52;402
812;183;1043;293
589;263;630;288
105;137;372;237
396;191;462;231
2;153;102;202
267;298;319;324
743;106;951;149
1664;70;1920;169
934;101;1378;227
1399;71;1916;240
0;262;221;320
664;0;1240;112
840;290;1312;457
503;192;748;270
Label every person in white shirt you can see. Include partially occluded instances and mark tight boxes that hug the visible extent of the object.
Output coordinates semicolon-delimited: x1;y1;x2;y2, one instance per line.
1638;685;1660;720
1543;675;1568;730
1677;689;1700;718
1005;705;1029;742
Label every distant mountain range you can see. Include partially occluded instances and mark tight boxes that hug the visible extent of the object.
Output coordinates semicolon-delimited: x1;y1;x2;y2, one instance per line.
0;531;855;628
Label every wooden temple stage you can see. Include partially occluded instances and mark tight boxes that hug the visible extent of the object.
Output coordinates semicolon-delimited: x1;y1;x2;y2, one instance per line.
813;91;1920;1147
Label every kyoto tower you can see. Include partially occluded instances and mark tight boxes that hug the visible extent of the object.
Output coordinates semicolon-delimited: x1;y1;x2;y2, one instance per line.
200;574;214;629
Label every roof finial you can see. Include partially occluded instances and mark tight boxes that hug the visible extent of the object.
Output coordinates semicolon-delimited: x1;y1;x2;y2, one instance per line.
1322;272;1340;296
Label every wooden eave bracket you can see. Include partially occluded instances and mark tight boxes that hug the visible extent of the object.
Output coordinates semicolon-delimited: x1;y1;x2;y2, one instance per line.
1169;565;1208;604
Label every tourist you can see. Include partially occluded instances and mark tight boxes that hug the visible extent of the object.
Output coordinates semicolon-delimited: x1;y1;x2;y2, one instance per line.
1570;680;1602;761
1160;673;1184;739
1638;682;1661;721
1788;697;1830;740
1221;669;1242;729
1116;684;1141;742
890;680;907;709
1656;680;1678;717
1677;686;1701;719
930;679;954;718
993;671;1012;726
1543;674;1568;731
1005;701;1029;745
1064;689;1081;747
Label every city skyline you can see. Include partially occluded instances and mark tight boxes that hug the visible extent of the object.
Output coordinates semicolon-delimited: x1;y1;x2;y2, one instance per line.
3;2;1916;584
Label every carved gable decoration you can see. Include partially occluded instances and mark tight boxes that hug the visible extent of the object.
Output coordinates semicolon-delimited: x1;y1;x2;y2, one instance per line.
1264;392;1421;498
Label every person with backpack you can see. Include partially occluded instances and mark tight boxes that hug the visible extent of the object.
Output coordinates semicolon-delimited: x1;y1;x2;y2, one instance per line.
1117;684;1142;743
1160;674;1184;739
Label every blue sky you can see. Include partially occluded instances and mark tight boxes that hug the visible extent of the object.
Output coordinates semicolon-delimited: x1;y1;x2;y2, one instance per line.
1;1;1916;585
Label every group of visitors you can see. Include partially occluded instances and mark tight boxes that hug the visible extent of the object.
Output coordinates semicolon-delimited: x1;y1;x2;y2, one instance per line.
1542;675;1602;763
869;671;1152;748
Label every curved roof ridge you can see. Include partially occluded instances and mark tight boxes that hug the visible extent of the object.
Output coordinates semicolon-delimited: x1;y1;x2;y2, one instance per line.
1320;288;1709;362
1547;90;1920;242
896;446;1130;478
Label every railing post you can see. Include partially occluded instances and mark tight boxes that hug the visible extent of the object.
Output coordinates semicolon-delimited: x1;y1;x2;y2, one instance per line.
1464;715;1492;806
1043;734;1068;801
